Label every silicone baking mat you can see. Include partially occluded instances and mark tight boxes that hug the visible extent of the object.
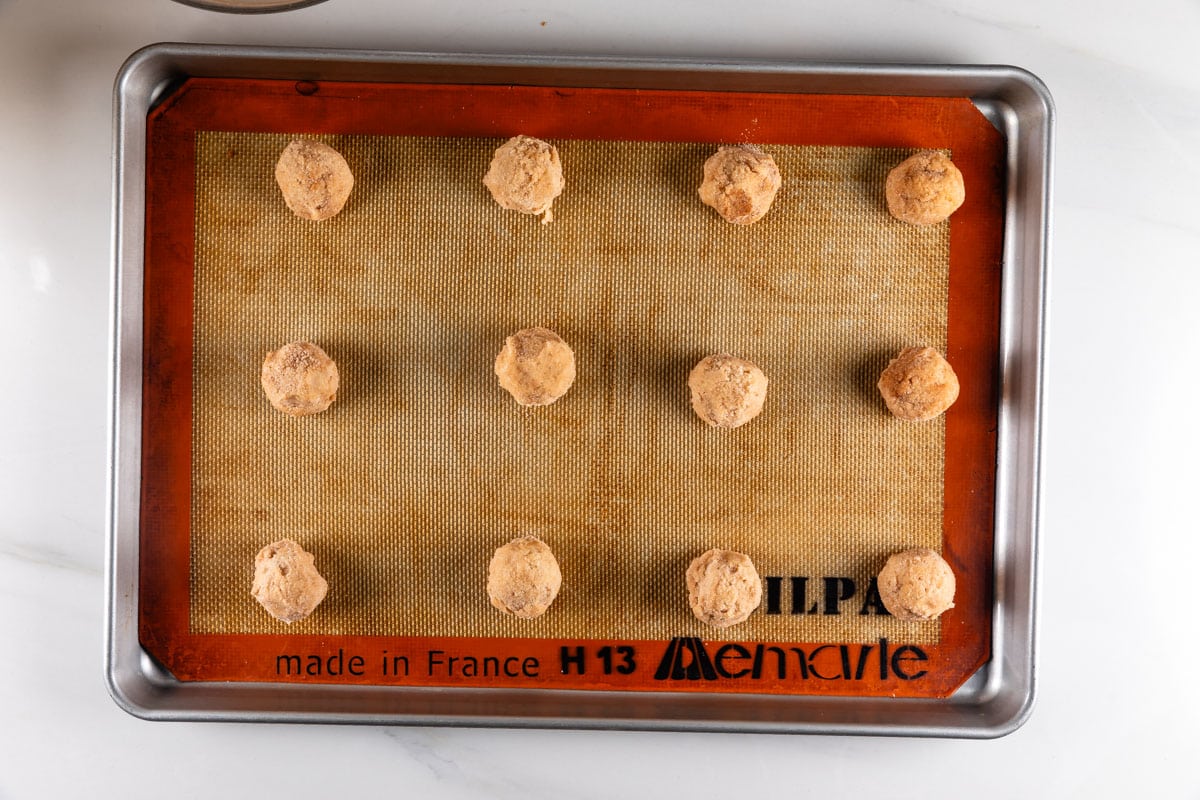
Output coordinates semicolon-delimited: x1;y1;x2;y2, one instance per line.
140;79;1003;697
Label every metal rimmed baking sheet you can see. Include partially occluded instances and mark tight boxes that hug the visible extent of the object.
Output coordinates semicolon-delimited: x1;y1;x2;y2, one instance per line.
107;43;1050;736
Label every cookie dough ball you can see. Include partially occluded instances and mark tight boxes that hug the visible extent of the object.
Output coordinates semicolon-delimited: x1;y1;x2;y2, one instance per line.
261;341;340;417
877;346;959;421
495;327;576;406
274;139;354;221
885;150;965;226
687;548;762;628
698;144;782;225
251;539;329;623
487;536;563;619
483;135;565;223
688;354;768;428
877;547;956;621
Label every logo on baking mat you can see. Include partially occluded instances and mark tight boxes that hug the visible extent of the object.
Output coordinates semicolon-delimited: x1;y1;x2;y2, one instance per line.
653;637;717;681
652;637;931;682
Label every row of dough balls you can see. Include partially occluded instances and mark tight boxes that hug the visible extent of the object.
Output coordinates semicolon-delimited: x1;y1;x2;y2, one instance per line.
261;332;960;424
274;136;966;226
251;537;956;626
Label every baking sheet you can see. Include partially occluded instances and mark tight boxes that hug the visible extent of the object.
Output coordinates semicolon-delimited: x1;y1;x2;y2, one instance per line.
108;44;1050;736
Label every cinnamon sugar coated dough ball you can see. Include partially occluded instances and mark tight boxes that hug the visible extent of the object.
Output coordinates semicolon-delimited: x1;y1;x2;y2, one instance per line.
885;150;965;226
877;346;959;421
877;548;956;621
688;354;768;428
494;327;576;406
261;341;340;416
251;539;329;623
687;548;763;628
487;537;563;619
698;144;782;225
274;139;354;221
483;135;565;223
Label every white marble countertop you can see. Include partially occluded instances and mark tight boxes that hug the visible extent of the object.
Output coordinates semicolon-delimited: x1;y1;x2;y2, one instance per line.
2;0;1198;795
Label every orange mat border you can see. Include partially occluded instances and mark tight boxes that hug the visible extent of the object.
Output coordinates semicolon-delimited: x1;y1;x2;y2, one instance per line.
140;78;1004;698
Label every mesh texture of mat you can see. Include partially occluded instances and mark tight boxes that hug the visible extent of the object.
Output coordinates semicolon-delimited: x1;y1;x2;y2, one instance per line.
191;131;948;643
